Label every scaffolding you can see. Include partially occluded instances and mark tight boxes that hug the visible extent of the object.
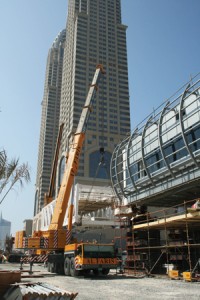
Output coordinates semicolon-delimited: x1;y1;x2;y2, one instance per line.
113;205;149;276
129;199;200;280
113;206;130;274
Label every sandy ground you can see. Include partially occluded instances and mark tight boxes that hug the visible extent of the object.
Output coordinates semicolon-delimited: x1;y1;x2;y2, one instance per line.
1;263;200;300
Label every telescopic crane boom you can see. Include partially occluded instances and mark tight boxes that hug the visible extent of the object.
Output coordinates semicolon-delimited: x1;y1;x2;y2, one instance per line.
44;123;64;206
48;64;105;232
15;65;118;277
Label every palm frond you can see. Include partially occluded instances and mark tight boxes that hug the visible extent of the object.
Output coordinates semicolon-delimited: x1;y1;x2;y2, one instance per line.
0;150;7;179
0;152;31;205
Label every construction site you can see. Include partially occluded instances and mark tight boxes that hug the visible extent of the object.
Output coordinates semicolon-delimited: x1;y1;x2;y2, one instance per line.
1;64;200;299
1;0;200;299
110;72;200;281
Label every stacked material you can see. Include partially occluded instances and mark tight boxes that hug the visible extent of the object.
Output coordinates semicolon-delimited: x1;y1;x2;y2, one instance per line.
2;283;78;300
0;270;21;296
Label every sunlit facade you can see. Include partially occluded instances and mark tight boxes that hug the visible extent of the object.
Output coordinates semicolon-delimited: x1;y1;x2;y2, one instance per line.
58;0;130;189
111;76;200;206
34;30;66;215
34;0;130;216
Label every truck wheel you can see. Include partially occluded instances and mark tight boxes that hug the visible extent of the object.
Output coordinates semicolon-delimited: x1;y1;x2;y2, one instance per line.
49;262;55;273
70;257;79;277
102;268;110;275
64;257;70;276
47;262;51;272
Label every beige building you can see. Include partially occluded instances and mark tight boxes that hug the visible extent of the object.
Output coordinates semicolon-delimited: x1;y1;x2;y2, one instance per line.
34;30;66;215
34;0;130;218
58;0;130;189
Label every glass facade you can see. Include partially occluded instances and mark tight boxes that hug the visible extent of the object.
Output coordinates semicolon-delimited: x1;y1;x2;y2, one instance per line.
111;76;200;204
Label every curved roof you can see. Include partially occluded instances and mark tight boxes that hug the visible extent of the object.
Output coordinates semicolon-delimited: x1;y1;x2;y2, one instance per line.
111;74;200;207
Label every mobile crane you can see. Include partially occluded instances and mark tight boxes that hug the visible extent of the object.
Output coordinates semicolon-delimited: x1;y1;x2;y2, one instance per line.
15;65;118;276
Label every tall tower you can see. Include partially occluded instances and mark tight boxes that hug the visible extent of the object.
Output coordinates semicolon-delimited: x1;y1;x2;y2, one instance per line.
0;213;11;249
34;0;130;216
58;0;130;188
34;30;66;215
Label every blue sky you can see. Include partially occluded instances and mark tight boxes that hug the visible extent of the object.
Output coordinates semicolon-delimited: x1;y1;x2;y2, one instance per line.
0;0;200;235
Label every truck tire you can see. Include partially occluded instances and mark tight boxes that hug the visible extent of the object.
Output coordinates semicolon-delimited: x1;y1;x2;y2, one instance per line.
47;262;51;272
49;262;55;273
64;257;70;276
70;257;79;277
102;268;110;275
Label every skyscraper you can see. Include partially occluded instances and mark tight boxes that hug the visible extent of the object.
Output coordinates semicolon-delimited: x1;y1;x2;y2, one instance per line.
34;0;130;216
34;30;66;215
0;213;11;250
58;0;130;187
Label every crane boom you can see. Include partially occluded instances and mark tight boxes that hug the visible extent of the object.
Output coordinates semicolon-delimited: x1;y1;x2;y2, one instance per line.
44;123;64;206
15;65;118;277
48;64;105;231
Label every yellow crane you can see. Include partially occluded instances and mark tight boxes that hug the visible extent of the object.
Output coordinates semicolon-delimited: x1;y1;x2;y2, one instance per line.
15;65;118;276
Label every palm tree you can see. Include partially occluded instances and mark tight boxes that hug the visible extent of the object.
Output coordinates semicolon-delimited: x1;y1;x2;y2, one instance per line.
0;149;30;205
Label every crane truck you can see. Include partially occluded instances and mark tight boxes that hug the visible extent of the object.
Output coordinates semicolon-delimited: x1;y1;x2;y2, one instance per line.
15;65;118;276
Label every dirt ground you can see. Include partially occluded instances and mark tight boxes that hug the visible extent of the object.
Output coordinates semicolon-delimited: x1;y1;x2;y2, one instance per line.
1;263;200;300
